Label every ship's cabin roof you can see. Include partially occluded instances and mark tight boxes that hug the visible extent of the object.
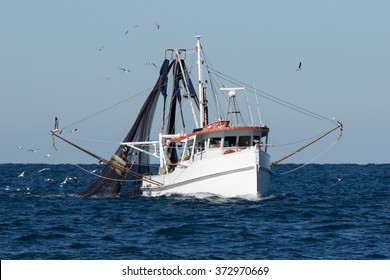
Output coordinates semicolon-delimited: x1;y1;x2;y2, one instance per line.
173;120;269;143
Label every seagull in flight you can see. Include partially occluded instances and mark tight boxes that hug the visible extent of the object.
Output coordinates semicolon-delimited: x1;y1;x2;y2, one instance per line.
68;176;78;182
69;128;78;133
16;145;23;150
125;25;139;34
95;46;106;51
60;177;68;186
44;153;51;158
154;22;160;30
18;171;25;177
38;168;51;172
27;148;39;153
296;62;302;71
144;62;157;68
61;176;77;186
119;68;130;73
51;117;62;134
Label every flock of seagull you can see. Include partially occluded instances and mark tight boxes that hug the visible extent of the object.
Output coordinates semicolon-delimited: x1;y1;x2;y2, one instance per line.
16;146;51;159
124;22;160;34
95;22;161;81
15;166;101;187
97;21;303;80
15;165;79;186
16;124;80;161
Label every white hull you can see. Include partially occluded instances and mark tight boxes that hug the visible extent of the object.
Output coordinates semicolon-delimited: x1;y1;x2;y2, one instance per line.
141;148;271;198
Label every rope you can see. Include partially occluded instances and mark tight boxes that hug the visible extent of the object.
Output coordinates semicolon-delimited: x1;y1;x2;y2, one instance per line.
275;135;341;175
271;122;343;166
272;122;344;175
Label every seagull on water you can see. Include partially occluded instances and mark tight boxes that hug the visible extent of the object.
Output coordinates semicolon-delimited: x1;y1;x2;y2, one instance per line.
119;68;130;73
125;25;139;34
296;62;302;71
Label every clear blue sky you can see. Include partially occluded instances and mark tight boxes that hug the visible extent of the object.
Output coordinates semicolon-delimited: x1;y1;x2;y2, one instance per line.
1;0;389;164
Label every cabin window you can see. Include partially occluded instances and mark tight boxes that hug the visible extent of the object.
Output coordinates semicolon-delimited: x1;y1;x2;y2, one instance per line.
195;140;205;154
238;135;251;147
209;137;221;148
223;136;237;147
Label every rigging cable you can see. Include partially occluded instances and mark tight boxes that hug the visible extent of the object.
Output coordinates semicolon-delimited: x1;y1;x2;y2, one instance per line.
60;84;162;131
206;70;224;119
253;82;263;124
271;121;344;174
201;47;227;119
206;66;336;125
244;88;254;124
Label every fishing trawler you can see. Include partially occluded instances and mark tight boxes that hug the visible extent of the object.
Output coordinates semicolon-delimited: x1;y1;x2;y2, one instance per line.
51;36;342;198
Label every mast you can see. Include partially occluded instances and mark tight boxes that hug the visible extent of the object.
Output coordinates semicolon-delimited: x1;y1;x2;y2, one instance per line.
174;49;199;129
195;35;205;128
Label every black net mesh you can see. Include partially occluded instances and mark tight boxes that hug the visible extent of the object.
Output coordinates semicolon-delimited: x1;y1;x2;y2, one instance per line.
79;59;172;197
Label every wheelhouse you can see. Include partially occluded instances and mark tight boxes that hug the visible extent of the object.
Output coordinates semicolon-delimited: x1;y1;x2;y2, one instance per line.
173;122;269;163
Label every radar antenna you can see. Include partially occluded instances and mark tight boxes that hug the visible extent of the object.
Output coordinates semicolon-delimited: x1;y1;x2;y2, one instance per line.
220;87;245;125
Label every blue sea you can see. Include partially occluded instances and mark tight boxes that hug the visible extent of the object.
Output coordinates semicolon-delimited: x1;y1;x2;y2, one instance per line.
0;163;389;260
